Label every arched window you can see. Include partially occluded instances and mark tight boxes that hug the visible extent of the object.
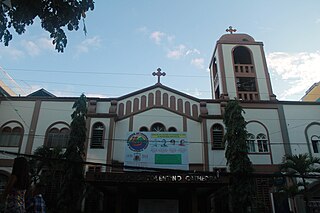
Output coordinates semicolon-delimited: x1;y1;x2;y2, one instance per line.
211;124;224;149
47;127;70;148
0;126;22;147
311;135;320;153
139;126;148;132
233;46;252;64
246;133;255;152
91;122;105;148
257;133;268;152
151;123;166;132
168;127;177;132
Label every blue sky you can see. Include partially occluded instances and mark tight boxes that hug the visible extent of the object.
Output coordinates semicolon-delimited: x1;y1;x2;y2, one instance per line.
1;0;320;100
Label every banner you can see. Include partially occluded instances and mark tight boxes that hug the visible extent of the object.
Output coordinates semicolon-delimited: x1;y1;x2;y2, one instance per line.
124;132;189;170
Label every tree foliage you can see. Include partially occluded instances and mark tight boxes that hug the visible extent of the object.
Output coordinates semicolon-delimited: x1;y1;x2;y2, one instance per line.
29;145;64;210
281;153;320;212
58;93;87;212
281;154;320;178
223;99;254;212
0;0;94;52
29;145;64;185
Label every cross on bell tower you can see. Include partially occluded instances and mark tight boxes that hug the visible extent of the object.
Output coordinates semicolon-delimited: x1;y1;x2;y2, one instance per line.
226;26;237;34
152;68;166;84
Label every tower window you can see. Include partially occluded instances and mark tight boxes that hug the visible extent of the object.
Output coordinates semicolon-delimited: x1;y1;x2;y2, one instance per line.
215;86;220;99
236;77;257;92
233;46;252;64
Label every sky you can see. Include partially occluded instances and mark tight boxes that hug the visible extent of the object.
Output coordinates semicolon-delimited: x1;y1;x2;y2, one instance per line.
0;0;320;101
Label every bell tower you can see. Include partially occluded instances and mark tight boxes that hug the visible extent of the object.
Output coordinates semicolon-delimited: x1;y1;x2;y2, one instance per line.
209;27;276;101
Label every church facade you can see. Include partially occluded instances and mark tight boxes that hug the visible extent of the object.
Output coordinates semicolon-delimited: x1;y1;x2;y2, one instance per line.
0;30;320;213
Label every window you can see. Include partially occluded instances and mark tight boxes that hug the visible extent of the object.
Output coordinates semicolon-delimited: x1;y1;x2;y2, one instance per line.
246;133;255;152
47;128;70;148
236;77;257;92
91;122;104;148
212;124;224;149
168;127;177;132
151;123;166;132
0;126;22;147
233;46;252;64
311;135;320;153
246;132;269;153
257;133;268;152
139;126;148;132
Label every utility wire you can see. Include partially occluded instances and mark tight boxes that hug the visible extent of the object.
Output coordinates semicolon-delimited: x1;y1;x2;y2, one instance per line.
1;149;320;179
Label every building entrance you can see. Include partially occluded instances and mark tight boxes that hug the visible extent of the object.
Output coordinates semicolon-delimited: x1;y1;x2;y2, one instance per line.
138;199;179;213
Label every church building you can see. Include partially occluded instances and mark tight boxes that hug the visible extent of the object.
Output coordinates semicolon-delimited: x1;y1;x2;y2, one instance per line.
0;28;320;213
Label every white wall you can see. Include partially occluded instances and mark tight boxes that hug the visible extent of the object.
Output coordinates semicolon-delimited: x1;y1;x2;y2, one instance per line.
283;104;320;156
0;100;35;153
244;108;285;164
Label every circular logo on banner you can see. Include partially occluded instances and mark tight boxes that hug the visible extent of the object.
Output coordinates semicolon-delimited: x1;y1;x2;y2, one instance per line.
127;132;149;152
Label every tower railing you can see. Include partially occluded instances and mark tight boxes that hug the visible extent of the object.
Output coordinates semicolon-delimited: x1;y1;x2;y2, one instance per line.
238;92;259;101
234;64;255;74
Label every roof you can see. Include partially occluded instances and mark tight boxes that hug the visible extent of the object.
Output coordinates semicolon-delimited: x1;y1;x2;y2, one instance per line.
0;80;16;97
218;33;255;43
115;83;201;102
27;88;56;98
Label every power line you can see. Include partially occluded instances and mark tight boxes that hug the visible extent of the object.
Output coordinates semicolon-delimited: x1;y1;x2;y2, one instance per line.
1;150;320;179
3;67;209;78
1;102;319;122
0;90;30;130
0;132;318;146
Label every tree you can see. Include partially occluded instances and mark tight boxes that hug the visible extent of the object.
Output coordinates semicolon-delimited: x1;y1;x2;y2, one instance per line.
58;93;87;212
223;99;255;213
281;154;320;212
0;0;94;52
29;145;64;211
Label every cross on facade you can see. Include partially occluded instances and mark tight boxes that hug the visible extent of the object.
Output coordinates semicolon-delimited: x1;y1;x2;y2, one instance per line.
226;26;237;34
152;68;166;84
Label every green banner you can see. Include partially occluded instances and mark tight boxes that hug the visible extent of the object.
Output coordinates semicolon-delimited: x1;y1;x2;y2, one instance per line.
155;154;182;164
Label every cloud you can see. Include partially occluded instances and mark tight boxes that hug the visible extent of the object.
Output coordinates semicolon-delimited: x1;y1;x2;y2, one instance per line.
191;58;205;69
20;37;54;56
0;37;55;60
267;51;320;100
148;30;204;69
0;46;25;60
184;88;202;97
136;26;148;34
167;35;175;43
38;37;54;50
186;49;200;56
21;40;40;56
150;31;166;45
166;45;186;59
75;36;102;55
